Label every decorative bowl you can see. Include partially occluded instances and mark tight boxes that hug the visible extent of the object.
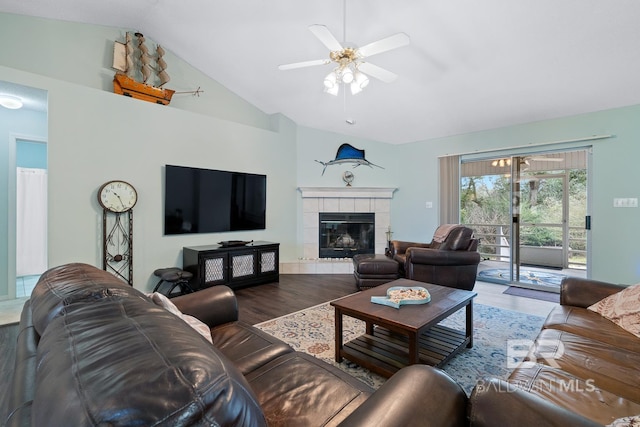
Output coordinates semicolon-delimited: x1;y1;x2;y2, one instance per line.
370;286;431;309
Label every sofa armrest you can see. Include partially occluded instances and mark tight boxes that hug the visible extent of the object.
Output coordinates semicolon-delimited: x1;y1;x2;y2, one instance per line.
468;378;600;427
560;277;626;308
338;365;468;427
171;285;238;326
407;247;481;266
389;240;430;257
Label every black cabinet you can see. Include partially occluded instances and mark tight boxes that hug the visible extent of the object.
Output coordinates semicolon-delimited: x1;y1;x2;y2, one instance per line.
183;241;279;290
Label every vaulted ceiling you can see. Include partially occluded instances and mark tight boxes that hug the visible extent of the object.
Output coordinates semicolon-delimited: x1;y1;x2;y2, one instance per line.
2;0;640;144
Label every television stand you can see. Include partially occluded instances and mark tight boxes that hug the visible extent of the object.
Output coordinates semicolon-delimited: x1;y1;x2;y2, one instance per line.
183;241;279;291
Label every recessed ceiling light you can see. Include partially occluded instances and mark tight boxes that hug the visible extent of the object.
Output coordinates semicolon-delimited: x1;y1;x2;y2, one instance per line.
0;95;23;109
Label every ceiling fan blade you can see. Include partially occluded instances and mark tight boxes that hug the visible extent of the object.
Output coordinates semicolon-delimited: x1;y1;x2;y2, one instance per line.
278;59;330;71
358;62;398;83
358;33;410;58
308;24;343;52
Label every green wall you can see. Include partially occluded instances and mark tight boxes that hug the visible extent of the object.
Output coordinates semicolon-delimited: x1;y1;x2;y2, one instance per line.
0;65;301;294
1;11;639;295
0;12;308;295
394;106;640;284
0;13;275;132
295;126;399;188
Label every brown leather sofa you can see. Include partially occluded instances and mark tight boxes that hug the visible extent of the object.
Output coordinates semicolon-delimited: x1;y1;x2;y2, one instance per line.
3;263;466;427
413;277;640;426
389;224;481;291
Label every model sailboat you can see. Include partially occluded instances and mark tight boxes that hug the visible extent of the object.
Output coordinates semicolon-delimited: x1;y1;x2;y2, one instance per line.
113;32;175;105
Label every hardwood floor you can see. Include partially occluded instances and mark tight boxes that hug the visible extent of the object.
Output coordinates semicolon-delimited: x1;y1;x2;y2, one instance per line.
235;274;358;324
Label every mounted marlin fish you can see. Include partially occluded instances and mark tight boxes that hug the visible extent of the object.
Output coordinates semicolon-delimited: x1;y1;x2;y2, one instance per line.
315;143;384;175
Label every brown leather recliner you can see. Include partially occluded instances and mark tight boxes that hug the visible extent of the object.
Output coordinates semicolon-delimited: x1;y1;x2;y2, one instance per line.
389;224;481;291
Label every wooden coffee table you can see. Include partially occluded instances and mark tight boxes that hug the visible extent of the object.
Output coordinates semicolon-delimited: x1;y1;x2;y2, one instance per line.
331;278;477;378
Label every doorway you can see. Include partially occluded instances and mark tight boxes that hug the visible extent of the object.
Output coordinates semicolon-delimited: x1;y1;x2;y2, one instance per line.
15;139;48;297
460;149;589;291
1;80;48;300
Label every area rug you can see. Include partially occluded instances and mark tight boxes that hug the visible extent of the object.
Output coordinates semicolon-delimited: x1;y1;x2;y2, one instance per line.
254;302;545;394
503;286;560;303
478;268;566;288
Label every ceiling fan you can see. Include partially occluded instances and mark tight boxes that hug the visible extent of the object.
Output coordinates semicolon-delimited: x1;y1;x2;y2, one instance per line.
491;155;564;168
278;3;410;96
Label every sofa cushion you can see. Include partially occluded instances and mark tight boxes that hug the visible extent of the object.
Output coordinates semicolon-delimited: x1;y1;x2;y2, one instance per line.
211;322;293;375
528;329;640;403
245;352;372;426
33;294;266;426
508;363;640;426
588;283;640;338
542;305;639;353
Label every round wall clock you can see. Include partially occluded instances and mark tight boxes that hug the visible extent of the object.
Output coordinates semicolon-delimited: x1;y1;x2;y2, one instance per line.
98;180;136;285
98;180;138;212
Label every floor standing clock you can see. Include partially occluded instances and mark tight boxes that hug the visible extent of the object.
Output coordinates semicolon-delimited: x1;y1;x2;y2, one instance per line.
98;180;137;285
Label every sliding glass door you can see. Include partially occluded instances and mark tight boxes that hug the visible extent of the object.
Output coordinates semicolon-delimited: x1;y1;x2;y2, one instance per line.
461;149;588;290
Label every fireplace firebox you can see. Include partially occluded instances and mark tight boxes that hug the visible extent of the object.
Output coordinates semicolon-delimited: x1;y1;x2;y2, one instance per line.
319;213;375;258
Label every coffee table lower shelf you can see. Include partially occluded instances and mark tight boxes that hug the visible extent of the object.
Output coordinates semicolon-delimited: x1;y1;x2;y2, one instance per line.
341;324;469;378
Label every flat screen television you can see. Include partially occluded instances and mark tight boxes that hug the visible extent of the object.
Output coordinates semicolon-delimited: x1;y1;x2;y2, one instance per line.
164;165;266;235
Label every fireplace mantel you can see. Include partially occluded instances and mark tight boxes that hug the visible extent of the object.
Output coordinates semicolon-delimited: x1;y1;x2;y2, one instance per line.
298;187;397;199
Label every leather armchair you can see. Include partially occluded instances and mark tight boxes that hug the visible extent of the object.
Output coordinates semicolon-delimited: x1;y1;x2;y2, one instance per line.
389;224;480;291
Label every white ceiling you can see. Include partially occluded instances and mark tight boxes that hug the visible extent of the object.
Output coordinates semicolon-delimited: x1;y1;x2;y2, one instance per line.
2;0;640;144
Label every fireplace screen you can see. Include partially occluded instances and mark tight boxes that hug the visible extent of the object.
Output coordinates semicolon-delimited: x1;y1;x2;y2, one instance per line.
319;213;375;258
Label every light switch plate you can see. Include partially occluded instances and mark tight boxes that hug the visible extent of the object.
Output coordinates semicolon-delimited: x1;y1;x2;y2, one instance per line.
613;198;638;208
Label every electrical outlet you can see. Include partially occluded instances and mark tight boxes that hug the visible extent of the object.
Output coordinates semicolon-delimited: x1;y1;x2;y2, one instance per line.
425;201;433;209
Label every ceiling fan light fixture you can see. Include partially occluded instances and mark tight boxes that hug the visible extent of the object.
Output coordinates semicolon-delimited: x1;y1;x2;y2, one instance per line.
324;84;339;96
324;71;337;89
341;67;354;84
350;71;369;95
0;95;23;109
349;80;362;95
350;81;362;95
354;70;369;87
491;158;513;167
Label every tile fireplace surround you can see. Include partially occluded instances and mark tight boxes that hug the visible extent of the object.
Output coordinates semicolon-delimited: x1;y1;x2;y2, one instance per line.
280;187;397;274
